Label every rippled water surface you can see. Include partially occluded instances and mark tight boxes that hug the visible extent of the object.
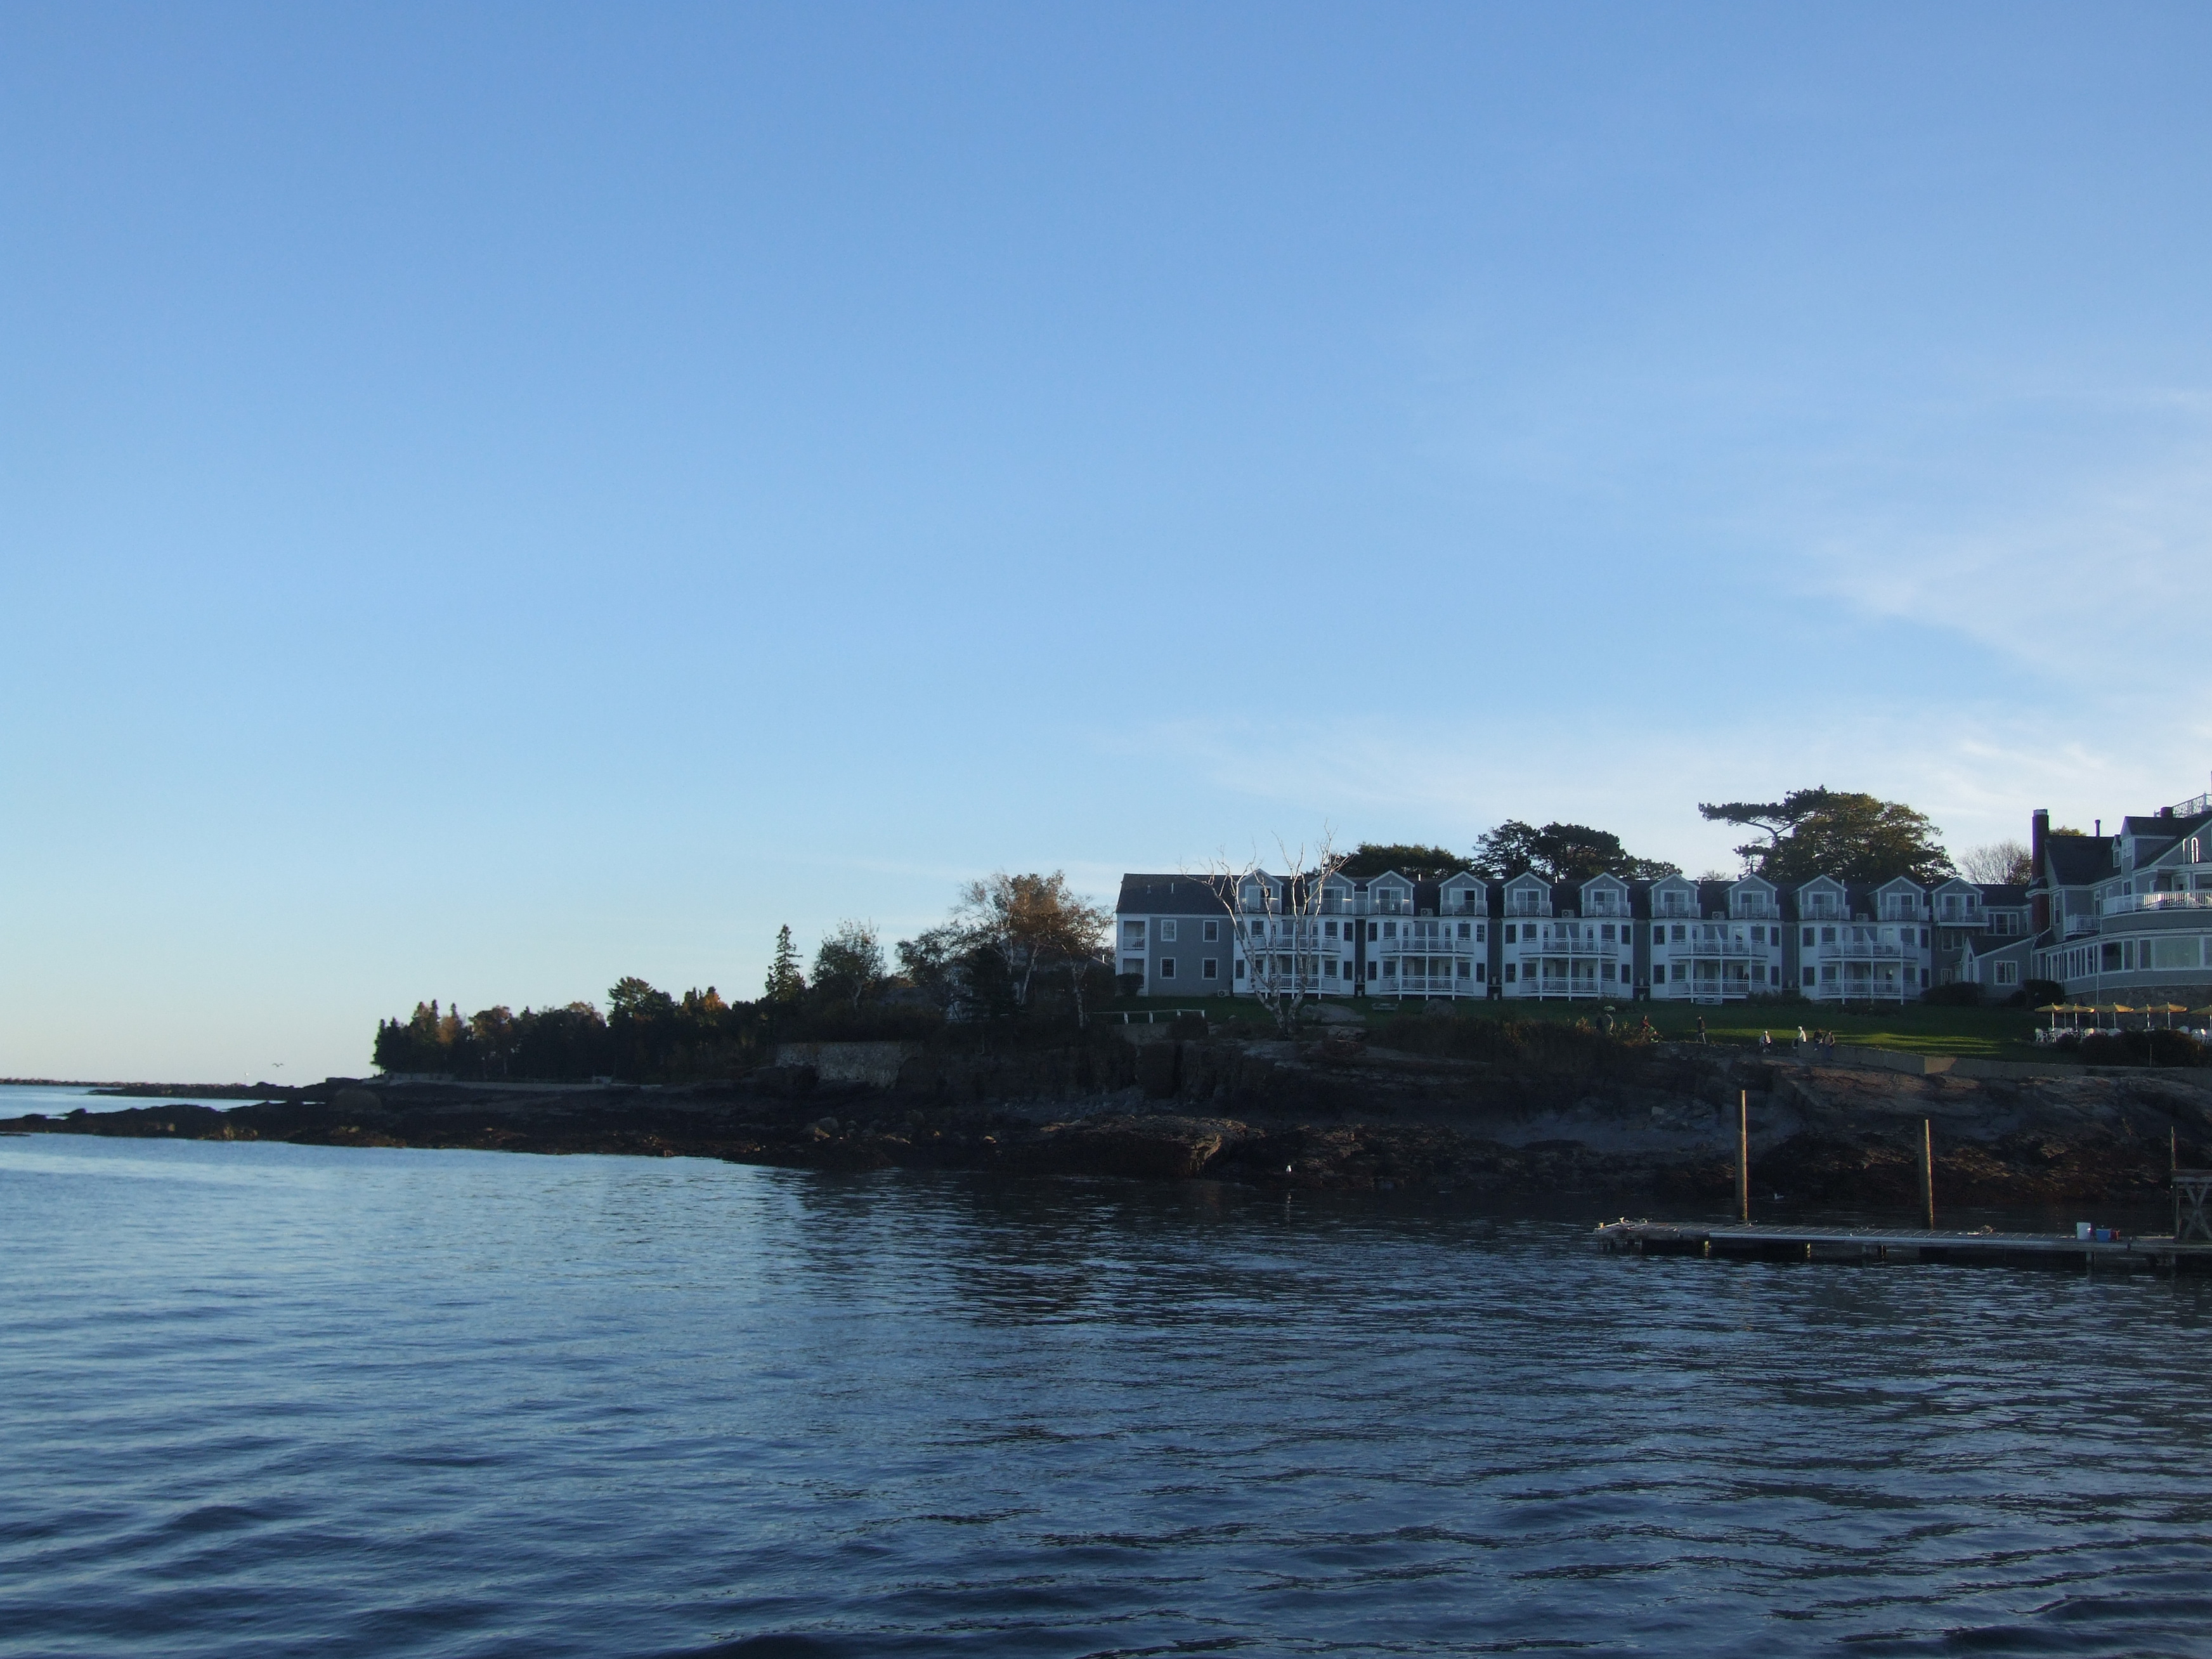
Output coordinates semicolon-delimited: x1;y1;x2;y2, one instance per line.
5;1117;2212;1658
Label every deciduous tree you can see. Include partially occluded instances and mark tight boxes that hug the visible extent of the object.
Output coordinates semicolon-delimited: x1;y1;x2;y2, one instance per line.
953;872;1111;1011
812;920;887;1010
1959;840;2033;885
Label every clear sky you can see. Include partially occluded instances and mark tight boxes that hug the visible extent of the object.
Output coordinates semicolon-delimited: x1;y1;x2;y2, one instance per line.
6;3;2210;1081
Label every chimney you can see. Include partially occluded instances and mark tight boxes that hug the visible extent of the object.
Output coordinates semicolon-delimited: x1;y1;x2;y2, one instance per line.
2031;809;2048;882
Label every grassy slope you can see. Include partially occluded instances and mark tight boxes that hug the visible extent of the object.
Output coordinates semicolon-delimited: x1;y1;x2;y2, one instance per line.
1112;992;2048;1059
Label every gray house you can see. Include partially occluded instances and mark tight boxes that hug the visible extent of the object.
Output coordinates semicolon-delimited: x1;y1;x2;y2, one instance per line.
2029;787;2212;1002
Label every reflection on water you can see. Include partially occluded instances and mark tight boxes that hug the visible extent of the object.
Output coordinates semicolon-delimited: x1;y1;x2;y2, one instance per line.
3;1135;2209;1658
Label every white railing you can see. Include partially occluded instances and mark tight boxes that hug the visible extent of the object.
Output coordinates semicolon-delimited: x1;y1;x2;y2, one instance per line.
1397;973;1472;994
1248;975;1324;993
2102;891;2212;915
2064;912;2101;937
1809;940;1908;959
1533;977;1609;997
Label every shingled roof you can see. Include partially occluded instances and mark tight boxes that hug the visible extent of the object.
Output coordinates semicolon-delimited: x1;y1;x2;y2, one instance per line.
1114;874;1233;917
2042;835;2112;886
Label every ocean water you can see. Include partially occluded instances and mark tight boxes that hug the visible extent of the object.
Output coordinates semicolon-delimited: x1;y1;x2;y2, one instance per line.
3;1116;2211;1657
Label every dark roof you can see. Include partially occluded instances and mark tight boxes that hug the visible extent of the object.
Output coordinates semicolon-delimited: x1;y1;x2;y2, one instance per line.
1975;883;2029;905
2042;835;2112;887
1114;875;1233;917
2143;810;2212;857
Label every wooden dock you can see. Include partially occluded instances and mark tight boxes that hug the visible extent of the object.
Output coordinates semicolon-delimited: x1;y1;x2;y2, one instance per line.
1596;1220;2212;1273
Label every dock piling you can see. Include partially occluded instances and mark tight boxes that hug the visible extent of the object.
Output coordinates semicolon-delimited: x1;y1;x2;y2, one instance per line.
1738;1091;1748;1223
1921;1118;1935;1230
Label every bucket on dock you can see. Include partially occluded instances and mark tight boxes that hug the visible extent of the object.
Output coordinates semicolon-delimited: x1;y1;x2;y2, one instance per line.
2076;1223;2092;1239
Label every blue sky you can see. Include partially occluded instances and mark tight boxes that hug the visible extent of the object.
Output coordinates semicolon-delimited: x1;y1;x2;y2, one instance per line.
6;4;2210;1080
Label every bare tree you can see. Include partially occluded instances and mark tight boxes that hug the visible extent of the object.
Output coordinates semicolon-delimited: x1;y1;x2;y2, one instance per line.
1958;840;2033;885
1190;829;1349;1038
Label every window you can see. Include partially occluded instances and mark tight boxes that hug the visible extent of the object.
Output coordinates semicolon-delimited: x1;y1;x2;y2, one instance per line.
1202;958;1218;980
1382;960;1396;979
1821;927;1836;944
1474;963;1486;982
1653;965;1667;983
1383;921;1397;939
1457;921;1471;939
1368;922;1379;942
2102;942;2123;972
1769;967;1780;986
1122;921;1146;944
1159;958;1175;979
1504;963;1517;982
1505;923;1518;943
1323;960;1336;978
1160;920;1176;942
1202;920;1218;942
1122;958;1145;977
2153;937;2204;970
1821;964;1837;982
1324;921;1337;940
1601;923;1615;942
1235;960;1246;979
1672;924;1686;943
1457;960;1471;979
1803;966;1816;986
1476;925;1487;942
1750;925;1764;944
1919;929;1929;947
1996;963;2019;986
1367;962;1378;980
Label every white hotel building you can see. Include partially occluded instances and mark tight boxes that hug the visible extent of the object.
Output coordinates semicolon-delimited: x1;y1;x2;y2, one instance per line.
1114;869;1968;1006
1116;779;2212;1008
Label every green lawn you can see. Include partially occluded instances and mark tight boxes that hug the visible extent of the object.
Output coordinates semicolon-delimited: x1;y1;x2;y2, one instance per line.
1112;992;2049;1059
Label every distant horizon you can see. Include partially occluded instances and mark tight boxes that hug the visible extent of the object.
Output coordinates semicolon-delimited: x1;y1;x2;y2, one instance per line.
8;3;2210;1081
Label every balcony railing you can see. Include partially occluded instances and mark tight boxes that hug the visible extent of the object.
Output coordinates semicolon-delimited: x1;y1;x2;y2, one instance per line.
2064;912;2101;938
1397;973;1473;994
2102;891;2212;916
1528;977;1611;998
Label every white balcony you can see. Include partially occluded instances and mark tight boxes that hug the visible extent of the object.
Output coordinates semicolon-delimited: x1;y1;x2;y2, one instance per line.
1396;972;1474;995
2102;891;2212;916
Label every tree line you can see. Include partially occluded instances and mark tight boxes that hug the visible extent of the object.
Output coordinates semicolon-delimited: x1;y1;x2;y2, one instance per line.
370;869;1118;1083
1345;786;2026;889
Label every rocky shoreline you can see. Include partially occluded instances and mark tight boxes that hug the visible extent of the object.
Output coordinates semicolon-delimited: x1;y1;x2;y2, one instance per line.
10;1034;2211;1210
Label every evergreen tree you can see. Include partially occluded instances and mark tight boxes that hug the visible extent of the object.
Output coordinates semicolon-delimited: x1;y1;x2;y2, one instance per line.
765;925;806;1003
1699;788;1955;885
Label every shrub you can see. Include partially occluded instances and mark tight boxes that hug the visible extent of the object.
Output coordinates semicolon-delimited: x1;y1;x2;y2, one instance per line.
2060;1029;2208;1067
1370;1012;1632;1074
1922;981;1983;1006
